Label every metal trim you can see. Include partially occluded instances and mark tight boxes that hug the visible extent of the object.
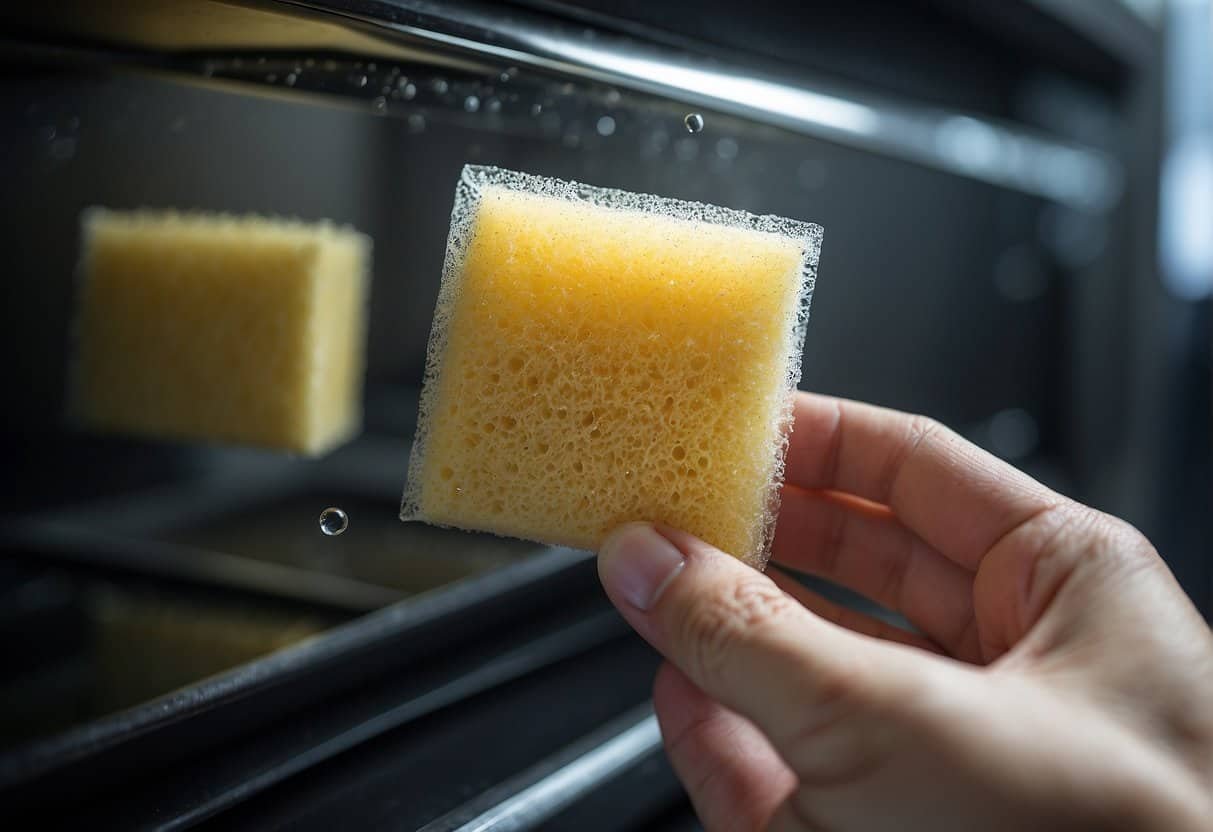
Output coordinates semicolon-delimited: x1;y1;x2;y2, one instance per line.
270;0;1124;211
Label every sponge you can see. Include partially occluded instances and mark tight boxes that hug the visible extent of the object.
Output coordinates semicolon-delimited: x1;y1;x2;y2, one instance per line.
402;166;822;567
70;208;372;456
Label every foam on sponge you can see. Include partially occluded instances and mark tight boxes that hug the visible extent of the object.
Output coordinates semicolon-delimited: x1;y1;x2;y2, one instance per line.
402;166;821;566
70;208;371;455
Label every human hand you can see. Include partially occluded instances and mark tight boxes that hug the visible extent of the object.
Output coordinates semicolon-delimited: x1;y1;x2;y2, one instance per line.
597;393;1213;831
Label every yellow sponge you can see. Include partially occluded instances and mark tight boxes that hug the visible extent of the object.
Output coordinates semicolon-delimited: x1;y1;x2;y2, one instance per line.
70;208;371;455
402;166;821;566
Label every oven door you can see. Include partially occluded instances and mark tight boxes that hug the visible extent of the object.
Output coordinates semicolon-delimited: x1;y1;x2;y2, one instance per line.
1;1;1189;829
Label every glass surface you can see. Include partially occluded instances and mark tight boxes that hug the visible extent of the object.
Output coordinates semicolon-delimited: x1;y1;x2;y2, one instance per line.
0;19;1080;749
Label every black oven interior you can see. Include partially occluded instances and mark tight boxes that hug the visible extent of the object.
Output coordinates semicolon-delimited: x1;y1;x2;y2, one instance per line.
0;2;1207;829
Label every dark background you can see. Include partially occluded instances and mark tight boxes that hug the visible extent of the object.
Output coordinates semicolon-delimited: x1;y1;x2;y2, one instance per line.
0;1;1209;827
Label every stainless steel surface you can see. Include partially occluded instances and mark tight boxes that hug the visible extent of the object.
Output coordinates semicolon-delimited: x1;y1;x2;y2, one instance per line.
2;0;1122;211
270;0;1124;212
422;707;663;832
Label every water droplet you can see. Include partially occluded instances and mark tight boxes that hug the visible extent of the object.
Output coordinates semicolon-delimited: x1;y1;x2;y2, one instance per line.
431;78;449;94
595;115;616;137
285;72;297;86
355;74;368;88
604;89;622;106
674;137;699;161
530;103;543;116
407;113;426;133
641;129;669;158
715;137;739;160
381;84;392;95
684;113;704;133
367;62;377;72
397;75;410;89
266;73;278;83
486;97;502;113
371;96;387;114
318;507;348;536
463;95;480;112
499;67;517;83
562;130;581;148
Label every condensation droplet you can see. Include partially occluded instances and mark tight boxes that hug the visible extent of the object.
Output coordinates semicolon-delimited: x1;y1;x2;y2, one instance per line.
530;103;543;116
595;115;616;137
355;74;368;88
371;96;387;114
318;507;348;536
431;78;449;94
402;82;417;100
266;73;278;83
684;112;705;133
715;137;739;160
486;97;502;113
285;73;297;86
407;113;426;133
463;95;480;112
674;137;699;161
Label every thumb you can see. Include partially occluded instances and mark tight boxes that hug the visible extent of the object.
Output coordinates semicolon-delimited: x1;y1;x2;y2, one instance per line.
597;522;928;780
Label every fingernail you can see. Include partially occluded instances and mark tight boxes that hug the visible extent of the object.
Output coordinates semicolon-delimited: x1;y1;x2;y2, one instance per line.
599;523;686;611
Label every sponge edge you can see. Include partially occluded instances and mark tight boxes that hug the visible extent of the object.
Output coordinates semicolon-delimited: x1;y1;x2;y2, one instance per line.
402;165;823;568
68;207;372;456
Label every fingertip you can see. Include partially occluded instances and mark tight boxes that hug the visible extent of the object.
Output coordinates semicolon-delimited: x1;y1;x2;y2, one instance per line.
598;522;687;612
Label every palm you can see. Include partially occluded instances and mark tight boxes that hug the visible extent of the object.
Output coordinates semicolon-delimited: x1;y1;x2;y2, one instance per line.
649;393;1212;831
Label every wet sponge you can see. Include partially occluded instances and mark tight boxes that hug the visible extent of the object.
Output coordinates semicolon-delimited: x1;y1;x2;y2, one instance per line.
70;208;371;455
402;166;821;567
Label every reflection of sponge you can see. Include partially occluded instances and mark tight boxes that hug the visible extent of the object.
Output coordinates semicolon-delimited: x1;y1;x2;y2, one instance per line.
70;208;372;456
402;166;822;567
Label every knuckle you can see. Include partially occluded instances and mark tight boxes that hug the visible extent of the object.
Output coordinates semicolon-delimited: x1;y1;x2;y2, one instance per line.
1046;503;1158;568
876;414;945;503
681;577;799;684
1023;503;1166;612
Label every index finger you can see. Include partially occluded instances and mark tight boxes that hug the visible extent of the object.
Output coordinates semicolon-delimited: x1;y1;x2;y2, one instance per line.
783;392;1063;570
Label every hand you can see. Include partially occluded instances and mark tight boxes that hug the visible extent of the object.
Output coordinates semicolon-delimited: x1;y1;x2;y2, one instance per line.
597;393;1213;831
